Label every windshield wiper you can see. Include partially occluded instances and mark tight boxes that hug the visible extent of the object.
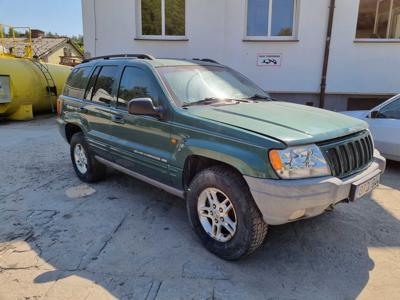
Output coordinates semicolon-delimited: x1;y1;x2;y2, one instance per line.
182;97;251;108
245;94;277;101
182;97;223;108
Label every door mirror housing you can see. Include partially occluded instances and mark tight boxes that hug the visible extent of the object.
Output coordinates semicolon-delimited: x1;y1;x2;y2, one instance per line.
127;98;163;118
370;110;380;119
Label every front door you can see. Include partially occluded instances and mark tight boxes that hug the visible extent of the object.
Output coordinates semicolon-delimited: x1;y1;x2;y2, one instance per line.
109;66;175;185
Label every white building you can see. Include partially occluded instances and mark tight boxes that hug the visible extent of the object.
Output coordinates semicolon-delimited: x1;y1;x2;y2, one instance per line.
81;0;400;110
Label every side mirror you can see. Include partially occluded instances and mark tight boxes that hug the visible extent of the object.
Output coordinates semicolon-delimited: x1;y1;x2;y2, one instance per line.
370;110;380;119
127;98;163;118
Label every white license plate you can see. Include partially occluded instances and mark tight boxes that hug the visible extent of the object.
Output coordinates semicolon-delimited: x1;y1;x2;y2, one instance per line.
351;173;381;201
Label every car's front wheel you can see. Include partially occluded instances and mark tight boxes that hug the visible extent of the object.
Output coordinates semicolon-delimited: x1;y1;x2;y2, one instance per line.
186;166;268;260
70;132;106;182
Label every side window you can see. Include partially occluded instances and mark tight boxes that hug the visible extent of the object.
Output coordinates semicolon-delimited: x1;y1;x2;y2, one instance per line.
117;67;160;110
356;0;400;39
91;66;118;105
246;0;297;38
378;99;400;119
140;0;186;37
84;66;101;101
63;67;92;99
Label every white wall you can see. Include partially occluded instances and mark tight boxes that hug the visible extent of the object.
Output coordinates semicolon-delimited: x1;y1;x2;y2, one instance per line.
327;0;400;95
82;0;400;96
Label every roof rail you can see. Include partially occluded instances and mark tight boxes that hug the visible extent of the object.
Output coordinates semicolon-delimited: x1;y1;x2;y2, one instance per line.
192;58;220;64
82;53;155;63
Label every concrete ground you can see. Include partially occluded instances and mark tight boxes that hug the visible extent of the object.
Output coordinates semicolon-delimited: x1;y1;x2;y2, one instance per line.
0;116;399;300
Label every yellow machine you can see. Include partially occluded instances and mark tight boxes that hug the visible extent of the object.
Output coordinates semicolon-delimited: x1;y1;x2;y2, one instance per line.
0;24;72;121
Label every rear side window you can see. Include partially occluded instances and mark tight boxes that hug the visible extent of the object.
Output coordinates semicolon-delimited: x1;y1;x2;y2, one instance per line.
63;67;92;99
117;66;159;110
91;66;118;105
84;66;101;101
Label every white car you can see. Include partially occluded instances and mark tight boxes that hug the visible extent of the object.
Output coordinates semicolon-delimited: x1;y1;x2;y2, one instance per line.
342;94;400;162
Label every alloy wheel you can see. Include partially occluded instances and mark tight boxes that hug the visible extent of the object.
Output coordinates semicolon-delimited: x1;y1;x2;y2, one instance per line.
197;188;237;242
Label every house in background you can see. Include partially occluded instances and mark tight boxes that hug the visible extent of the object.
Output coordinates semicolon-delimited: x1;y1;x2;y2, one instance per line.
81;0;400;111
3;29;84;66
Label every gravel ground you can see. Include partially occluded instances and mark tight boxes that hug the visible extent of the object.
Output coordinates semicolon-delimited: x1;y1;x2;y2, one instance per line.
0;115;399;300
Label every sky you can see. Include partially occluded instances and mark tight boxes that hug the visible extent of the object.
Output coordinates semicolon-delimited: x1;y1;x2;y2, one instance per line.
0;0;83;36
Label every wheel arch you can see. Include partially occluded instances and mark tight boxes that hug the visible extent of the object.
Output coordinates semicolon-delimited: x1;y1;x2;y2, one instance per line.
65;123;84;144
182;155;249;190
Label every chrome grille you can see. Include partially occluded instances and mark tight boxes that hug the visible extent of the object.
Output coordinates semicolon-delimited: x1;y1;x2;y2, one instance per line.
319;131;374;178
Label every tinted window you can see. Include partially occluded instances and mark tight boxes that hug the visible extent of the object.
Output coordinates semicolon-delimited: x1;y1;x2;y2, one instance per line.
117;67;160;109
84;66;101;101
91;66;118;105
63;67;92;99
378;98;400;119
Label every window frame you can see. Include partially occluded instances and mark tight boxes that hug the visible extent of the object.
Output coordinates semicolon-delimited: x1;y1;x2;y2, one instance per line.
135;0;188;41
244;0;300;41
355;0;400;43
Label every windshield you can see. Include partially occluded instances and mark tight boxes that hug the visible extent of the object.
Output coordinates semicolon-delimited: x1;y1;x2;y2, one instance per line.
156;65;270;106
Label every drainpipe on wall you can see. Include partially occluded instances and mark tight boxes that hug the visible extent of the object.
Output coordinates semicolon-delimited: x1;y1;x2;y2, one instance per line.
319;0;336;109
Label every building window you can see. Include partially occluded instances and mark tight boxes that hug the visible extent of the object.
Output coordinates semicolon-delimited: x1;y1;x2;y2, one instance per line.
356;0;400;39
138;0;186;39
246;0;298;40
63;47;72;57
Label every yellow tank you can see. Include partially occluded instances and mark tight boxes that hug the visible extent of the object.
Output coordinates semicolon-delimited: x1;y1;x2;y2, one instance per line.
0;56;72;120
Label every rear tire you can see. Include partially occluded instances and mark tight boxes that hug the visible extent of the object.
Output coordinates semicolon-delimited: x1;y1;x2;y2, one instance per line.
70;132;106;183
186;166;268;260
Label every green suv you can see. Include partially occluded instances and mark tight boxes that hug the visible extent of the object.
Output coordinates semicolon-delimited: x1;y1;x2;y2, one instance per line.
57;54;386;260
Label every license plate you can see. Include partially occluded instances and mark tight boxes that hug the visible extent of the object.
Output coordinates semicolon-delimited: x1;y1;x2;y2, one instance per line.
350;172;381;201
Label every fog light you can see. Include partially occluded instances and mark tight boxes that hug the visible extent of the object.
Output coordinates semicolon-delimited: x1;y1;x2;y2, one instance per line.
289;209;306;221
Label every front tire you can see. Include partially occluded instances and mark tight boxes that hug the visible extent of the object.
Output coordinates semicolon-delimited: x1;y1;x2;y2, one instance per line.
70;132;106;183
186;166;268;260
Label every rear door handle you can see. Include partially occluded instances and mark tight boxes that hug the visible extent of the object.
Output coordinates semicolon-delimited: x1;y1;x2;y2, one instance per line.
111;114;125;124
79;107;88;113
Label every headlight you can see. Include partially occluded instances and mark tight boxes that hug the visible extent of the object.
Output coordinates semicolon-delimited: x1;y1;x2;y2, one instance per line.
269;145;331;179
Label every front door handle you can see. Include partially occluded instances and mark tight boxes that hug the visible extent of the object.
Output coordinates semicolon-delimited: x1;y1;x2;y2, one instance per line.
111;114;125;124
79;107;88;113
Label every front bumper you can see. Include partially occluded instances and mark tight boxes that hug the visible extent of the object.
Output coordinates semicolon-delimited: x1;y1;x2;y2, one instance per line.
244;150;386;225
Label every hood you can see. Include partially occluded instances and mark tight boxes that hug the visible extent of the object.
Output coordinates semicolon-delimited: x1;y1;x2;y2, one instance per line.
188;102;368;145
340;110;369;119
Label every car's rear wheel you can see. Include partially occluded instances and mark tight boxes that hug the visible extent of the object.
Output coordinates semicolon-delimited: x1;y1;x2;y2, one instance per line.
186;166;268;260
70;132;106;182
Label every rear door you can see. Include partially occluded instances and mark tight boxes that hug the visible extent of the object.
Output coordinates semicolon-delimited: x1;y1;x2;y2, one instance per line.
368;97;400;160
108;65;175;184
83;64;120;159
